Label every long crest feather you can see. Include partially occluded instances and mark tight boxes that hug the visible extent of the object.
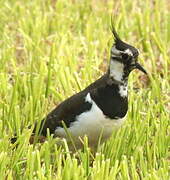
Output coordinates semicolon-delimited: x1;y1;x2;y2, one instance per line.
111;26;120;42
110;18;121;43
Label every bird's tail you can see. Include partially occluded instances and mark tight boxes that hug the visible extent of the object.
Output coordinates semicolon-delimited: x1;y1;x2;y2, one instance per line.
10;123;46;144
10;136;18;144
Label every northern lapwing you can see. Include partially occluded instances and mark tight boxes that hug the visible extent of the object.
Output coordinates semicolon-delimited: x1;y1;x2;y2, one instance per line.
32;27;147;150
11;27;147;150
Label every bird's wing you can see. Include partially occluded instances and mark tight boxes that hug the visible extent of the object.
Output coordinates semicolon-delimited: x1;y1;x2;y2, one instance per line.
36;74;108;136
37;91;90;136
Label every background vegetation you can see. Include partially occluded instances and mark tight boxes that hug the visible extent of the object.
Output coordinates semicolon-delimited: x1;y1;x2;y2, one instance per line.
0;0;169;179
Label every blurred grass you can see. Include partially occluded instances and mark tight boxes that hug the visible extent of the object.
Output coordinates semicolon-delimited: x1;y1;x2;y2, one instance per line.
0;0;169;179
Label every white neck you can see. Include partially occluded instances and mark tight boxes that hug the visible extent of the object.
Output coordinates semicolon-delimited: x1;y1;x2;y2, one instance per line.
109;60;124;82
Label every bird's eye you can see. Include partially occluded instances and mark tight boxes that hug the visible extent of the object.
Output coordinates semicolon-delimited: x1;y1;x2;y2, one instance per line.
122;53;130;60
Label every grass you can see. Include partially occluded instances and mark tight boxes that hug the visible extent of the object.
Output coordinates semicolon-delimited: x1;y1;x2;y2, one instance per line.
0;0;169;179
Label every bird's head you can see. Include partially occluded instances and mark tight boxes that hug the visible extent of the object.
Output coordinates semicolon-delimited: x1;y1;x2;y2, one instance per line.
109;27;147;83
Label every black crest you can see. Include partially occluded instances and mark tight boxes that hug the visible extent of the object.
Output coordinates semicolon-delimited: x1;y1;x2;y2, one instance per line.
110;23;139;57
111;24;121;43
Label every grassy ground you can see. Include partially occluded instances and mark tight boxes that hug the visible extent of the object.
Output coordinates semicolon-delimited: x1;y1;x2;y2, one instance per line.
0;0;169;179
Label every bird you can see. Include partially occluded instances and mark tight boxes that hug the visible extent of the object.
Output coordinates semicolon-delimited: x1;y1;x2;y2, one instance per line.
12;27;147;150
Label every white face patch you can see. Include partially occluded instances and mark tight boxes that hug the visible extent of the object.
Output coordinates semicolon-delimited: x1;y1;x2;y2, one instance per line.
109;60;124;82
55;93;126;149
119;85;128;98
111;46;122;56
124;48;133;56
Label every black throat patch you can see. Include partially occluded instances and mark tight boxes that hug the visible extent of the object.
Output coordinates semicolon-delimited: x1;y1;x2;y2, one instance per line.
90;83;128;119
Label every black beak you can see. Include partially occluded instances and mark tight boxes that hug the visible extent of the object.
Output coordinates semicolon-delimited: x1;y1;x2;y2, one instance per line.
135;63;147;74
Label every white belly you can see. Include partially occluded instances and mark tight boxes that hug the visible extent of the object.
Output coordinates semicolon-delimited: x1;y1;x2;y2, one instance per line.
55;93;126;149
